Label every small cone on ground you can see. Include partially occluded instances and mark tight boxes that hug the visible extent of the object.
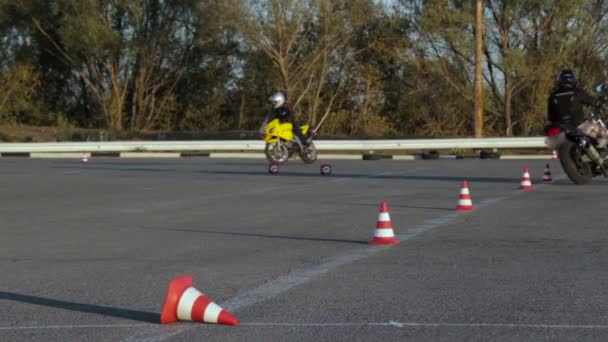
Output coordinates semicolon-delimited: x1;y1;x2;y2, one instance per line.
160;275;239;326
551;150;558;160
455;180;474;211
81;152;90;163
519;167;535;190
268;162;279;174
542;163;553;183
369;201;400;245
320;164;332;176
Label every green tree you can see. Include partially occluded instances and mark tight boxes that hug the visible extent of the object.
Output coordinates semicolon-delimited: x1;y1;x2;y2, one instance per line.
21;0;197;130
0;64;42;124
406;0;608;136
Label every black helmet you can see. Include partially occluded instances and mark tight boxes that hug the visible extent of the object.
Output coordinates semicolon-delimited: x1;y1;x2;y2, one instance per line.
556;69;577;88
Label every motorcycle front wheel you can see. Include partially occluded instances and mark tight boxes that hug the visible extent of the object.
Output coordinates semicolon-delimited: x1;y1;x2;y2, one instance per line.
559;140;593;185
299;142;318;164
265;142;289;164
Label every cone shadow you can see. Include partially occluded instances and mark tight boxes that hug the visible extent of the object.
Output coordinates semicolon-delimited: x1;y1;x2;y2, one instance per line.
0;291;160;323
163;228;368;245
393;205;454;211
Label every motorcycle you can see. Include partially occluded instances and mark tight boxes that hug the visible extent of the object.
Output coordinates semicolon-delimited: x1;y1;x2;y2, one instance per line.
261;118;317;164
545;83;608;184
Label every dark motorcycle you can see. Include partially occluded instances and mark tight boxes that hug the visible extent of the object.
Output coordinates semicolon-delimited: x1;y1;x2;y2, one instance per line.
545;83;608;184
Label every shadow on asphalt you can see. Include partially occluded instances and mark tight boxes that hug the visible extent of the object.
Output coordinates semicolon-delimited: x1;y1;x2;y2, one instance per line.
326;201;454;211
199;170;520;184
55;161;179;167
0;291;160;323
158;228;368;245
52;165;176;173
48;163;608;187
383;204;454;211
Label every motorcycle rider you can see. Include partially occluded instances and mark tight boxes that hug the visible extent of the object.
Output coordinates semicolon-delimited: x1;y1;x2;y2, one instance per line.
267;92;310;148
547;69;596;128
548;69;608;157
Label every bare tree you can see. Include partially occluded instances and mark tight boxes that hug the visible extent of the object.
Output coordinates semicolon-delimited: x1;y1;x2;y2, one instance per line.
238;0;363;126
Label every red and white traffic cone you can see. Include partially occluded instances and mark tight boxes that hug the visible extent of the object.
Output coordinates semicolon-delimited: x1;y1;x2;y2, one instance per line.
369;201;400;245
455;180;474;211
542;164;553;183
551;150;558;160
160;275;239;326
519;167;535;190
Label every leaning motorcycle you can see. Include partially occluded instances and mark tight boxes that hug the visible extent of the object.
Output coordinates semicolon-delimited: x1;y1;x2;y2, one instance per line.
261;118;317;164
545;83;608;184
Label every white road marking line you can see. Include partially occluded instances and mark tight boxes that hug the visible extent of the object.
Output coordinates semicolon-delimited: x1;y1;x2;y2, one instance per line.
239;322;608;329
6;172;566;338
389;321;404;328
0;324;153;330
4;321;608;331
139;176;557;342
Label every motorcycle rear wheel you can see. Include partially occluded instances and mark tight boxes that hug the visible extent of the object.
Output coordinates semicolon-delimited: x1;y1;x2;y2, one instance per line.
559;141;593;185
299;142;317;164
265;142;289;164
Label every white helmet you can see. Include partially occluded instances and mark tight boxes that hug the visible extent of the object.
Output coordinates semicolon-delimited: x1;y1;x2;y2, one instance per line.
268;92;286;109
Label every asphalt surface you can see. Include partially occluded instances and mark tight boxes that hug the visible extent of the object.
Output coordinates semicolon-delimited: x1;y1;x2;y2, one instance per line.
1;157;608;341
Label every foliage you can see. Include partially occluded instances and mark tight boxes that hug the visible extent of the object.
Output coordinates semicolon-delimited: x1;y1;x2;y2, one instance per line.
0;0;607;137
0;64;44;124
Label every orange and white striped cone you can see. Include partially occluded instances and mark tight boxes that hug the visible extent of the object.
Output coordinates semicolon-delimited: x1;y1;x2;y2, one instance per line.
519;167;535;190
542;164;553;183
369;201;399;245
551;150;558;160
455;180;474;211
160;275;239;326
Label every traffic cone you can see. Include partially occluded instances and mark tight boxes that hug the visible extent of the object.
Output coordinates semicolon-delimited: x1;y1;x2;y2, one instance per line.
160;275;239;326
551;150;558;160
542;164;553;183
369;201;400;245
268;162;279;174
455;180;474;211
81;152;90;163
519;167;535;190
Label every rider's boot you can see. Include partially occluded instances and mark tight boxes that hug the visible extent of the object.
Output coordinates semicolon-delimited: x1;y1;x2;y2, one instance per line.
295;132;310;148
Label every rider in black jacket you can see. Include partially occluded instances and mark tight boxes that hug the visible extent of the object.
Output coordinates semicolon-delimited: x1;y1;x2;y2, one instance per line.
547;69;596;127
267;92;310;147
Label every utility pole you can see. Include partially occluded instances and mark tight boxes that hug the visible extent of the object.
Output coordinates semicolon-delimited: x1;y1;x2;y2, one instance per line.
474;0;484;137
